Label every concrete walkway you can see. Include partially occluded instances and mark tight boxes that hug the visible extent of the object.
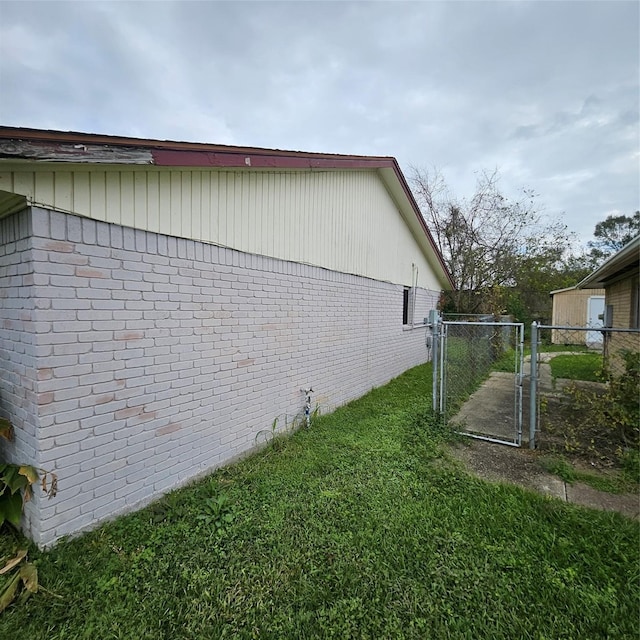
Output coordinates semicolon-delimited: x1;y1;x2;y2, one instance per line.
448;353;639;519
450;439;639;519
449;370;527;444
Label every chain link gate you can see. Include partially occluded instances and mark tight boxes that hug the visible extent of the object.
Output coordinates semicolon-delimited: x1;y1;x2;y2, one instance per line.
433;318;525;447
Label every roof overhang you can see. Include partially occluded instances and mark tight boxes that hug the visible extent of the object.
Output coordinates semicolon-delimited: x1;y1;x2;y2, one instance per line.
577;235;640;289
0;126;454;289
549;286;577;296
0;190;28;218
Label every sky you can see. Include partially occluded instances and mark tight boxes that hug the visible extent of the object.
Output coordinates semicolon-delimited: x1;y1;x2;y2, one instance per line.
0;0;638;246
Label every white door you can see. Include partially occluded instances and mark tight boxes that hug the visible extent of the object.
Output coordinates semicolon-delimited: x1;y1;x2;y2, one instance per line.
586;296;605;347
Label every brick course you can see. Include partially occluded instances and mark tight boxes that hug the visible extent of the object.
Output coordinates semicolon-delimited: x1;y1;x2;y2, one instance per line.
1;207;440;546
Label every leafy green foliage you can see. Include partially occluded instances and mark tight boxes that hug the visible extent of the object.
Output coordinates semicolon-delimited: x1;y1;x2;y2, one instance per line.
0;423;36;528
587;211;640;266
0;423;56;529
0;419;12;443
0;364;638;637
0;549;39;613
410;167;584;320
605;350;640;447
620;448;640;484
411;172;637;323
567;350;640;449
545;350;640;466
0;420;57;612
195;493;236;534
0;465;39;528
503;242;592;325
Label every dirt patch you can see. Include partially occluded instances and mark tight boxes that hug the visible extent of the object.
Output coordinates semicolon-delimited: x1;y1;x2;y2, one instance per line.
449;439;565;498
449;438;639;520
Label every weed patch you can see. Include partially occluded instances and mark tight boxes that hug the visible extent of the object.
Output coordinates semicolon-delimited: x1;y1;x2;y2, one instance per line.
540;455;638;494
541;351;640;470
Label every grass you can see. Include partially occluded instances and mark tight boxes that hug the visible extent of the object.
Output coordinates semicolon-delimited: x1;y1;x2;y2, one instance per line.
540;455;638;494
550;353;604;382
491;347;519;373
1;363;639;639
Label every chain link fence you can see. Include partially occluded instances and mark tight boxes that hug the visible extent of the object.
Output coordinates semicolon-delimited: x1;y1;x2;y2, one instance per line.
531;324;640;463
434;319;524;445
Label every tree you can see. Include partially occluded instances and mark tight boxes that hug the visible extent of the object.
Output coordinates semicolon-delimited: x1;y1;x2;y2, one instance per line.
508;244;592;324
411;167;577;319
587;212;640;265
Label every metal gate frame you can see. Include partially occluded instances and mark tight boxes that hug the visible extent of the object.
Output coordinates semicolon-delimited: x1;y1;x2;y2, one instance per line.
432;318;525;447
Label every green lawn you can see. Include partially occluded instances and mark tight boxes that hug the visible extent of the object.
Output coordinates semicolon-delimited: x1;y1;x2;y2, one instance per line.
1;363;638;639
549;353;604;382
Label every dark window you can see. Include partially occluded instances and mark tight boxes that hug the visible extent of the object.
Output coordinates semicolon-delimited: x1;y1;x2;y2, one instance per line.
403;287;410;325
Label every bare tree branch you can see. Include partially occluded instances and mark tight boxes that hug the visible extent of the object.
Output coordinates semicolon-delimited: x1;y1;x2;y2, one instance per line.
409;167;577;315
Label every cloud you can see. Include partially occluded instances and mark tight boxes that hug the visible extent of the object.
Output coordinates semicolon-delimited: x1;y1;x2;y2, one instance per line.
0;0;637;243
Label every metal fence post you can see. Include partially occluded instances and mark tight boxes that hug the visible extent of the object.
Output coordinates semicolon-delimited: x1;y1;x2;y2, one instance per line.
431;314;440;413
438;321;446;416
529;321;538;449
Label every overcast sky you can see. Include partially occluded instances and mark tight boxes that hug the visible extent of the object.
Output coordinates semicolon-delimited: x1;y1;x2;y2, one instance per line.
1;0;638;245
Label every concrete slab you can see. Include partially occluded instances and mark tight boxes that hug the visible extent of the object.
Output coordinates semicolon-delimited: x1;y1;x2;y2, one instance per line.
565;482;640;519
529;475;567;501
450;371;525;444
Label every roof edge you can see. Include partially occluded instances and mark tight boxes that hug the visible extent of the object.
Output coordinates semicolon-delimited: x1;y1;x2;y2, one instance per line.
383;162;455;290
549;286;578;295
577;235;640;289
0;126;394;163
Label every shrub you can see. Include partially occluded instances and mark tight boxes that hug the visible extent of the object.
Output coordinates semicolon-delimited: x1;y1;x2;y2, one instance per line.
0;418;57;611
561;350;640;461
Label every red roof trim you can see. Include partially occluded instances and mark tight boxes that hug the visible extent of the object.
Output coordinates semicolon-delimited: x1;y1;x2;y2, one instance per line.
151;149;395;170
0;126;454;288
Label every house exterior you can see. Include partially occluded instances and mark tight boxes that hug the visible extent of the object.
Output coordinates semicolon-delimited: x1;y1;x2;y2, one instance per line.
0;127;453;546
577;235;640;369
549;286;605;346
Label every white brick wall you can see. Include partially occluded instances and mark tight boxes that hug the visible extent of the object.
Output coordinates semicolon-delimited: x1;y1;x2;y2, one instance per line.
0;210;41;537
1;207;440;546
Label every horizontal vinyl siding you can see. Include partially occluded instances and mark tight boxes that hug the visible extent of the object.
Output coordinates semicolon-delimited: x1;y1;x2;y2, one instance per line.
0;166;440;289
607;279;632;330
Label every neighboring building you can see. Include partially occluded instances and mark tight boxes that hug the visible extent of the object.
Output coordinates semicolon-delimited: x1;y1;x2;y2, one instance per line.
0;127;453;546
550;286;605;347
577;235;640;368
